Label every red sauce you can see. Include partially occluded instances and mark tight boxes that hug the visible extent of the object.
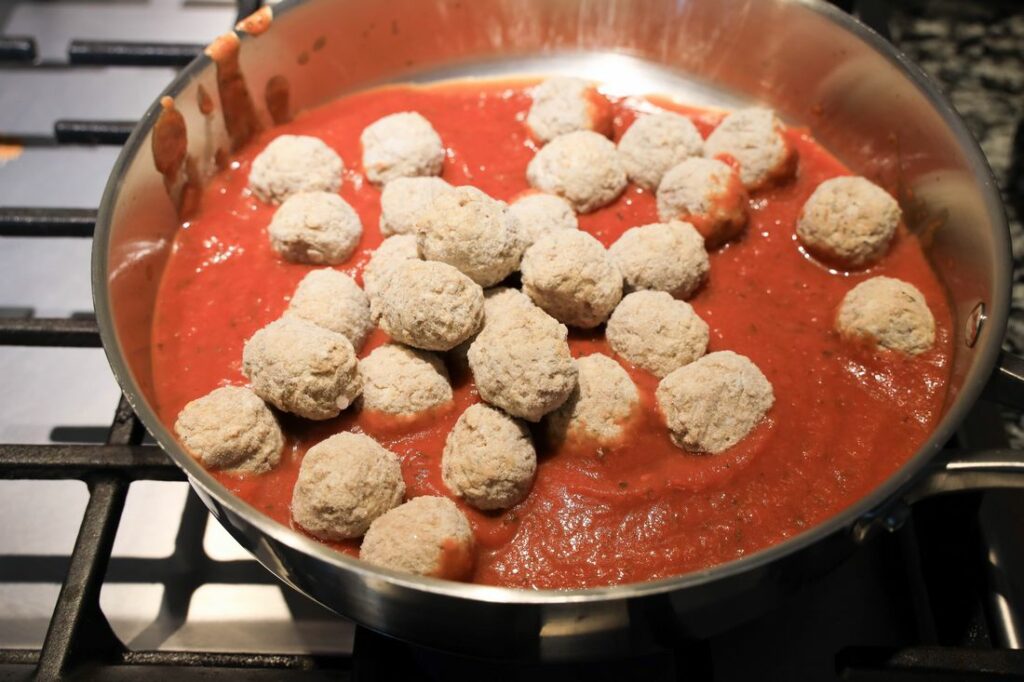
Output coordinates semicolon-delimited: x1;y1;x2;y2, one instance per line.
150;80;952;589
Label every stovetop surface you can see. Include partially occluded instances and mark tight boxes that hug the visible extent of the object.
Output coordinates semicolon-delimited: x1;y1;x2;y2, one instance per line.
1;1;1022;680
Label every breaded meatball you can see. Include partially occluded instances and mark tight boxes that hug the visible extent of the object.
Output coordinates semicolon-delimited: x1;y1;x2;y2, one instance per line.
608;221;709;299
606;291;709;377
442;403;537;510
379;176;452;237
526;131;627;213
468;305;577;421
836;276;936;355
174;386;283;474
242;317;362;420
291;432;404;541
286;269;372;351
249;135;342;204
547;354;639;446
525;76;610;144
657;157;748;247
416;186;526;287
449;286;538;367
617;112;704;190
656;350;774;454
703;107;794;190
267;191;363;265
376;260;484;351
521;230;623;329
360;496;475;580
360;344;453;415
796;176;901;268
361;111;444;186
508;192;578;246
362;234;420;319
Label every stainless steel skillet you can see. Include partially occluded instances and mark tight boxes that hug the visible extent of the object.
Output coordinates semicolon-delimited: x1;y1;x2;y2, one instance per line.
92;0;1024;660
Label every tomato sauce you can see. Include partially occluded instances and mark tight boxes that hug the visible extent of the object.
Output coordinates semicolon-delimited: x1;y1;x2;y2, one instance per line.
150;79;952;589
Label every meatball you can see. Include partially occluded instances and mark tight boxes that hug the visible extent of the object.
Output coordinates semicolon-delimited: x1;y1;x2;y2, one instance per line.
291;432;405;541
267;191;363;265
360;496;475;580
796;176;901;268
468;305;578;422
521;230;623;329
416;186;526;287
526;130;627;213
508;192;578;247
376;260;484;351
836;276;936;355
360;343;453;415
656;350;774;454
248;135;342;204
525;76;610;144
362;234;420;318
242;317;362;420
286;269;372;351
703;107;794;190
657;157;748;248
449;286;538;367
608;221;709;299
442;403;537;510
617;112;704;190
547;354;639;446
379;176;452;237
174;386;283;474
360;111;445;186
606;290;709;377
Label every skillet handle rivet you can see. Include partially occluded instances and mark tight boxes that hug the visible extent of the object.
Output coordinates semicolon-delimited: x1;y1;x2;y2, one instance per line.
965;302;985;348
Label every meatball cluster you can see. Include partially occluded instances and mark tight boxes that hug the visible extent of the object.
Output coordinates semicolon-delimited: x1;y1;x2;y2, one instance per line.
175;80;939;587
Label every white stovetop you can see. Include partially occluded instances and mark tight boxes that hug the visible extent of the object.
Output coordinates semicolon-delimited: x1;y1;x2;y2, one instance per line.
0;0;353;656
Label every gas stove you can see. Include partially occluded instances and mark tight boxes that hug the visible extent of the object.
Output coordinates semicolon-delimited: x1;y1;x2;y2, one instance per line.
1;1;1022;680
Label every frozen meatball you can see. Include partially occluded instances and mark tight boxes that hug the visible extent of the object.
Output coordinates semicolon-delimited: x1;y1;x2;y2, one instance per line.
796;176;901;268
703;107;794;190
656;351;774;454
442;403;537;510
525;76;610;144
657;157;748;248
286;269;372;351
468;305;578;422
607;290;709;377
508;192;578;246
249;135;342;204
379;176;452;237
242;317;361;420
376;260;484;351
608;221;709;299
362;234;420;319
267;191;363;265
836;276;935;355
361;111;444;186
547;354;639;446
526;131;627;213
617;112;704;190
416;186;526;287
174;386;283;474
360;496;475;580
360;344;453;415
291;432;404;541
521;230;623;329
